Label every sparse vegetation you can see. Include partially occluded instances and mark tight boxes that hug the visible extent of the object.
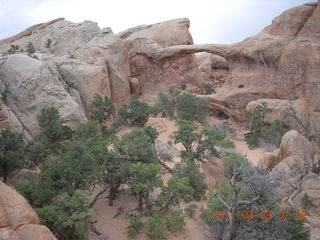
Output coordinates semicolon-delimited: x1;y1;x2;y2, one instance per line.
174;120;227;162
90;94;114;125
202;153;310;240
165;209;185;231
45;39;52;50
26;42;36;54
176;93;208;122
204;82;213;94
245;102;288;149
145;211;167;239
128;218;144;238
118;94;152;127
4;44;21;55
0;88;9;103
301;193;313;210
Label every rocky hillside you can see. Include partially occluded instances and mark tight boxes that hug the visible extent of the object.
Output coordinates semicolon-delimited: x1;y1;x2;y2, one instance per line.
1;2;319;141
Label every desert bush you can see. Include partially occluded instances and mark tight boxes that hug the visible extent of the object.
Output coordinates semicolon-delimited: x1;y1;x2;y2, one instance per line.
90;94;114;125
26;42;35;54
36;190;93;240
165;209;185;231
245;103;288;149
128;218;144;238
119;95;151;127
176;93;208;122
301;193;313;210
204;82;213;94
145;211;167;239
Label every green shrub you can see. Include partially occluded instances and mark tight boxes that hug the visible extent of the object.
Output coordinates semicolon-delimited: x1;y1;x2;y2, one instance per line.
45;39;52;49
218;139;236;149
176;93;208;122
90;94;114;125
26;42;35;54
245;103;288;149
165;209;185;231
0;129;25;182
128;218;144;238
157;93;174;117
6;44;20;54
119;95;151;127
36;190;93;240
146;211;167;239
245;131;261;148
301;193;313;210
204;82;213;94
184;206;195;218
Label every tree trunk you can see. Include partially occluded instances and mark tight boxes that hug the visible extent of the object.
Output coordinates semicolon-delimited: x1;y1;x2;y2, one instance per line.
138;194;143;212
90;186;109;208
108;182;121;206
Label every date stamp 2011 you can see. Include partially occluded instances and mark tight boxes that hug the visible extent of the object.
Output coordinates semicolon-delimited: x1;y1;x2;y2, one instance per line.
210;210;308;220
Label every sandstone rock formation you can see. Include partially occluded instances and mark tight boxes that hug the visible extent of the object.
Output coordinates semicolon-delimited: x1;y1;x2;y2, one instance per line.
196;53;229;89
209;2;320;122
0;181;56;240
0;54;87;140
0;17;209;139
259;130;314;169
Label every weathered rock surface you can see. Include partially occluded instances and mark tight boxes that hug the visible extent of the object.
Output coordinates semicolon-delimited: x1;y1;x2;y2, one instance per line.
118;18;193;47
0;17;207;139
0;54;87;140
196;53;229;89
155;139;179;161
16;224;57;240
209;2;320;121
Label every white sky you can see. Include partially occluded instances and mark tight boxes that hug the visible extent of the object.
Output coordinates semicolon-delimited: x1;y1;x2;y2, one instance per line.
0;0;311;44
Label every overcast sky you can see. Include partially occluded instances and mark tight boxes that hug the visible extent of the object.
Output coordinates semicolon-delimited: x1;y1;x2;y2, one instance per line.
0;0;311;44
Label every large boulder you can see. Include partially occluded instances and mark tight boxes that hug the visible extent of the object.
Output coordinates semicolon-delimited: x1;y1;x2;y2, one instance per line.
0;181;39;230
16;224;57;240
275;130;314;164
259;130;314;169
0;181;57;240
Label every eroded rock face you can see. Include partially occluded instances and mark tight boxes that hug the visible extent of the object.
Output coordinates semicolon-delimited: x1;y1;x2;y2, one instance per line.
210;2;320;120
196;53;229;89
122;19;202;87
118;18;193;47
0;54;87;140
0;182;57;240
